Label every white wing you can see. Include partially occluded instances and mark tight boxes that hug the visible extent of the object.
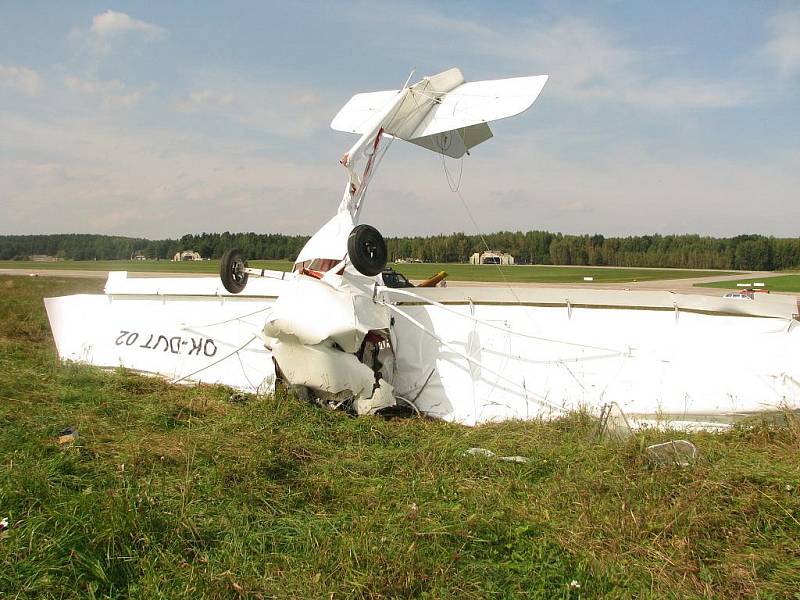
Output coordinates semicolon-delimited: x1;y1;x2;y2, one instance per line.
330;90;399;134
410;75;549;139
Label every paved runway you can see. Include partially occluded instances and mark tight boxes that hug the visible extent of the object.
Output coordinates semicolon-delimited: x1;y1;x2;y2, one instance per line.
445;270;784;296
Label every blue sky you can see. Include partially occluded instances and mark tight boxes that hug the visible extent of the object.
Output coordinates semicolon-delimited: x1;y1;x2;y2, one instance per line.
1;1;799;238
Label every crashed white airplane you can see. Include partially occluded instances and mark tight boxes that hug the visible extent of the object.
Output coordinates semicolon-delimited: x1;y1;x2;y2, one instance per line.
46;68;800;430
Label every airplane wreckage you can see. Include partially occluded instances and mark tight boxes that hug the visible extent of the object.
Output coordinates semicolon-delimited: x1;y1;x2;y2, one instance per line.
46;68;800;431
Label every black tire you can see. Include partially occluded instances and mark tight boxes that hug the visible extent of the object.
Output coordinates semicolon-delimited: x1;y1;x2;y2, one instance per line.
347;224;387;276
219;248;248;294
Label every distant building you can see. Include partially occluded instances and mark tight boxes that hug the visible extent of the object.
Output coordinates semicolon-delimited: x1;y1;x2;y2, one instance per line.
469;251;514;265
131;251;147;261
30;255;58;262
173;250;202;262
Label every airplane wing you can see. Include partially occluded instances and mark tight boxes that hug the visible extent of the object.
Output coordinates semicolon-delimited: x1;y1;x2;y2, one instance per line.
409;75;549;139
330;90;399;134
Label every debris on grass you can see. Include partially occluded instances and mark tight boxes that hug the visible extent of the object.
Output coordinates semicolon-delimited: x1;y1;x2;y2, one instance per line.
463;447;530;463
645;439;698;467
498;455;529;464
464;447;495;458
229;391;248;404
56;426;78;446
596;402;633;440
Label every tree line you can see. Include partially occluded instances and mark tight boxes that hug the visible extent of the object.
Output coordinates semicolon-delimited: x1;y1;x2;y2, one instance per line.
2;231;799;271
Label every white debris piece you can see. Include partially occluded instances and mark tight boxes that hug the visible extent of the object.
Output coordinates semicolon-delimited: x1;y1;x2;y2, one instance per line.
464;447;497;458
463;448;529;463
353;379;396;415
646;440;698;467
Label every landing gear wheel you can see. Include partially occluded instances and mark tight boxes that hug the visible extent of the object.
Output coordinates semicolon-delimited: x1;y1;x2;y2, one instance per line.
219;248;248;294
347;224;387;277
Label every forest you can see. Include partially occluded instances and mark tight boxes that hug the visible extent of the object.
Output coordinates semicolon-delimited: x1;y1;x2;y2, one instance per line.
2;231;799;271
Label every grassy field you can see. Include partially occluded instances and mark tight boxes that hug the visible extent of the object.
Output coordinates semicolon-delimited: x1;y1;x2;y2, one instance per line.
697;273;800;293
0;259;294;275
389;264;735;284
0;260;735;284
1;276;799;598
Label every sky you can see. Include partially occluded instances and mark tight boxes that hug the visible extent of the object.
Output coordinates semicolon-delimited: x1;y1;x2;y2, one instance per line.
1;1;799;239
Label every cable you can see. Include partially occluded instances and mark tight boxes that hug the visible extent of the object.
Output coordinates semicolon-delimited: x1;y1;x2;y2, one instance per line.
435;160;542;328
384;301;562;412
377;287;622;353
456;185;531;309
179;305;273;329
442;153;464;192
394;395;421;415
170;335;258;385
235;347;259;391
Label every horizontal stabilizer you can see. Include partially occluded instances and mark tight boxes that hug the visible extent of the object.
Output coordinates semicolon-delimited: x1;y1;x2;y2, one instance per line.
408;122;493;158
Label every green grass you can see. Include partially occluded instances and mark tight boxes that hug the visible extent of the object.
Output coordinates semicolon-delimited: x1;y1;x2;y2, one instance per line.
0;259;294;275
1;275;799;598
0;260;734;284
697;273;800;293
389;264;735;284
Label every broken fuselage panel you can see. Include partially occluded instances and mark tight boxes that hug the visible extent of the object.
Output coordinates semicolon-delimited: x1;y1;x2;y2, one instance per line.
263;269;397;414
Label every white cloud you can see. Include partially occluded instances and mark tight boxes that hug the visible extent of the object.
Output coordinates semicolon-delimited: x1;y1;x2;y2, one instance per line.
64;76;145;109
0;64;42;96
174;74;333;137
59;12;164;108
89;10;166;40
762;8;800;77
0;112;341;236
491;19;760;110
70;10;167;57
618;77;756;110
183;89;236;108
402;7;494;37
